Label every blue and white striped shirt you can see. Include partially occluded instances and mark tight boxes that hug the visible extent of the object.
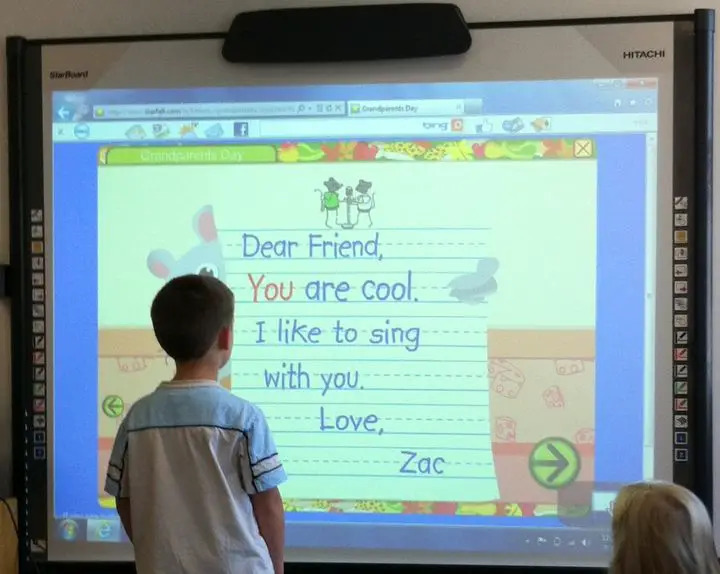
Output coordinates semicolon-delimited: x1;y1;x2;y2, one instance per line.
105;380;287;574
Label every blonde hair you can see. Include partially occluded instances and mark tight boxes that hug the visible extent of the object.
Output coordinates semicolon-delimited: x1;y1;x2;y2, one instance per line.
611;481;720;574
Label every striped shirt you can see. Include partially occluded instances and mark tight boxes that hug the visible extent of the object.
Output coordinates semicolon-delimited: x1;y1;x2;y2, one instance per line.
104;380;287;574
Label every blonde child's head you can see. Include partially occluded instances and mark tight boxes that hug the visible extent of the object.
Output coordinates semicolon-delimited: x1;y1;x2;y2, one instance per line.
611;481;720;574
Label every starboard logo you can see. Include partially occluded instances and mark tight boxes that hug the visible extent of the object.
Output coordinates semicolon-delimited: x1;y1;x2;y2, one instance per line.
623;50;665;60
49;70;89;80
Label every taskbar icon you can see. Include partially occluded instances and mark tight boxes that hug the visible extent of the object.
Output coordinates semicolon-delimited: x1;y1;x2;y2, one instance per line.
57;518;82;542
86;518;122;542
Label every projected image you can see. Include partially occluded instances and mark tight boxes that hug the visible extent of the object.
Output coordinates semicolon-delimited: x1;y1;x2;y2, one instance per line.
95;137;597;516
49;77;658;557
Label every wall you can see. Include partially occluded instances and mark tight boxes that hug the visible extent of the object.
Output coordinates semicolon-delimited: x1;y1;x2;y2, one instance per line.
0;498;17;574
0;0;716;518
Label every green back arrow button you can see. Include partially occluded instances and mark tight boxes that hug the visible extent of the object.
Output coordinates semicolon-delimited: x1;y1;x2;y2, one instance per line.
102;395;125;418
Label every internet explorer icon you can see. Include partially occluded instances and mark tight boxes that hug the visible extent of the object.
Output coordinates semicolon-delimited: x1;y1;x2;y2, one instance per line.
87;518;121;542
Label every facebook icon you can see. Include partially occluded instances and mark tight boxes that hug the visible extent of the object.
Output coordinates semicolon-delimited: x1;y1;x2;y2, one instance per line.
234;122;249;137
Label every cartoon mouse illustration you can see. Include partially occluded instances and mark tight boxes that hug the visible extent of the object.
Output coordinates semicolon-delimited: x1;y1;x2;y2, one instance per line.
354;179;375;228
447;257;499;304
316;177;343;228
147;205;226;282
147;205;231;389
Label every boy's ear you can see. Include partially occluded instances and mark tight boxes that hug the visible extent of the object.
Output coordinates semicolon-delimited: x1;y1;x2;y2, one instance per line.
217;325;232;352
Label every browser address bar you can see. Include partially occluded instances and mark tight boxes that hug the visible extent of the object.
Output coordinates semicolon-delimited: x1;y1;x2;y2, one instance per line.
94;102;345;119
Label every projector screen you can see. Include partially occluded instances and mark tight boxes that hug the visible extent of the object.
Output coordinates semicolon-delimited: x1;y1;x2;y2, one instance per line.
6;13;713;569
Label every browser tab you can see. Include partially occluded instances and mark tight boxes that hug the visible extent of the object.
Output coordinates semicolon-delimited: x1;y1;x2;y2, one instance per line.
347;99;465;117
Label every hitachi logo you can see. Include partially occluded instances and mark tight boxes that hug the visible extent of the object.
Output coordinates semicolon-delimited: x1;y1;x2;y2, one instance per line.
623;50;665;60
49;70;89;80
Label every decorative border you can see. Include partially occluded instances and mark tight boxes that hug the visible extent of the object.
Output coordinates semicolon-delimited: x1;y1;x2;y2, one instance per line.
97;496;556;518
280;500;553;517
274;138;596;163
99;138;598;165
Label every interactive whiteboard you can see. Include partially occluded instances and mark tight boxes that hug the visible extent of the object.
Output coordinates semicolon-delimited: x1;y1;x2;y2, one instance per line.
5;13;714;569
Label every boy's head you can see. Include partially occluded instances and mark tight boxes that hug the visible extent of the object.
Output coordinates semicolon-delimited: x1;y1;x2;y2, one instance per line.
151;274;235;368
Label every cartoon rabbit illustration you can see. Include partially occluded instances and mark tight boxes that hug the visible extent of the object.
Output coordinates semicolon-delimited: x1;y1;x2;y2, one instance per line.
147;205;232;389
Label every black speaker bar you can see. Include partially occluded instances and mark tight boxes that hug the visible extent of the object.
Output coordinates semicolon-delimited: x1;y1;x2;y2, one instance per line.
222;3;471;63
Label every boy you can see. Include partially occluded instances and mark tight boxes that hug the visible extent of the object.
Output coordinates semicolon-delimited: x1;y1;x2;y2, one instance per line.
105;274;286;574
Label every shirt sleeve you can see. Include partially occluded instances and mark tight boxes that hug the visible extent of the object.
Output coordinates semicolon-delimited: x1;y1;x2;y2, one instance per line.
104;418;131;499
240;407;287;494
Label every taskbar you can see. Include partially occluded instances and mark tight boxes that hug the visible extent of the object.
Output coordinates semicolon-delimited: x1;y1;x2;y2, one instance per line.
285;521;613;557
54;517;612;557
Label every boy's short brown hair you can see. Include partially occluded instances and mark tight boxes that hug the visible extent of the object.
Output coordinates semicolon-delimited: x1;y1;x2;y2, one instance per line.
151;274;235;362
